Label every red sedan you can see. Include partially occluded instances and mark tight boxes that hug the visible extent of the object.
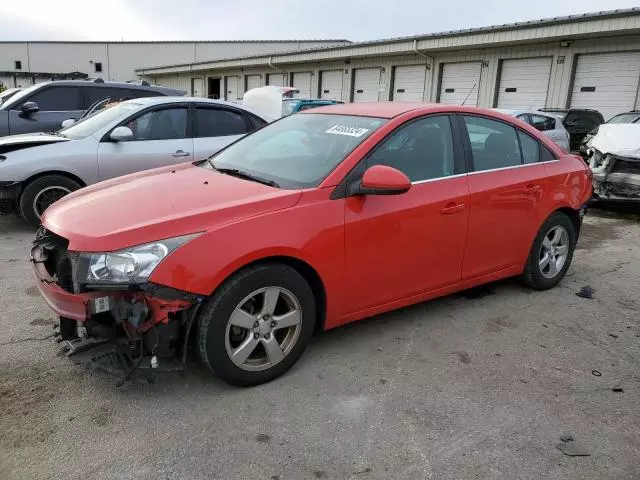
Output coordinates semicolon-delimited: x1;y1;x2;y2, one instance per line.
32;103;592;386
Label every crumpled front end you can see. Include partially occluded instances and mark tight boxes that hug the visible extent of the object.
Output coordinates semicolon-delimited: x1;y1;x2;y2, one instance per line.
590;150;640;201
31;227;202;384
588;124;640;201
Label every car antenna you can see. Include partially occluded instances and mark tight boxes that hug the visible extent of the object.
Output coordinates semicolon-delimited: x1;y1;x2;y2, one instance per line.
462;83;477;106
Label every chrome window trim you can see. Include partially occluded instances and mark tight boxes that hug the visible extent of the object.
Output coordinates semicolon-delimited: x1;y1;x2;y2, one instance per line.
467;159;560;176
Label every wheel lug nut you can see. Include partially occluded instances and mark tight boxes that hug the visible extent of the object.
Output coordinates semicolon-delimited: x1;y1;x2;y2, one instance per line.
270;321;276;328
264;333;271;340
254;333;259;340
253;321;259;328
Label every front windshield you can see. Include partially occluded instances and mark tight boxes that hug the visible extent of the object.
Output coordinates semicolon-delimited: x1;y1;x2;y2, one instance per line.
204;113;387;189
607;113;640;124
59;102;143;139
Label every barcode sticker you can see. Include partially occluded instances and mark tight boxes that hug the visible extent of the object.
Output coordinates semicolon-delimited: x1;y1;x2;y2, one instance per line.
326;125;369;137
93;296;111;314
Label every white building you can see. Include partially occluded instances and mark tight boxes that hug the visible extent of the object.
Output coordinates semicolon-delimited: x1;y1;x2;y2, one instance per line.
0;39;349;90
137;8;640;119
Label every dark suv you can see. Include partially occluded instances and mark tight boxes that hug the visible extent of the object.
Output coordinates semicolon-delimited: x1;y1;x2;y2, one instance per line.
539;108;604;152
0;79;185;136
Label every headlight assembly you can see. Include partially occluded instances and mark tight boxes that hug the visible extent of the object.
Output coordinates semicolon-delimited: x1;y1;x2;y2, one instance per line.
76;234;199;284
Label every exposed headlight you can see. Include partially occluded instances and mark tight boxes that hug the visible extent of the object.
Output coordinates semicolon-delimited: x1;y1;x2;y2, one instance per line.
76;234;198;284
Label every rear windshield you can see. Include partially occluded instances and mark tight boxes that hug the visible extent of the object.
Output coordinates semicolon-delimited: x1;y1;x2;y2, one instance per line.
203;113;387;189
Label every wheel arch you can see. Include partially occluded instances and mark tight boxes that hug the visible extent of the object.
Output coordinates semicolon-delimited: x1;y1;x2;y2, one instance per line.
210;255;327;333
19;170;86;199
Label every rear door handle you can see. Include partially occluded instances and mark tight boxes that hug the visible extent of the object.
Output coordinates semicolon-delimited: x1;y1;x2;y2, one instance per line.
441;202;466;215
172;150;190;157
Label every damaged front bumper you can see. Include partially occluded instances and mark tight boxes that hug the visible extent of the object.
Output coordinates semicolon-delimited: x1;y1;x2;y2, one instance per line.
590;151;640;201
31;237;203;384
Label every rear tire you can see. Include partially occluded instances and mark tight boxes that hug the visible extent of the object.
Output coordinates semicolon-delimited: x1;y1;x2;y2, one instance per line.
196;263;316;387
19;175;81;227
523;212;576;290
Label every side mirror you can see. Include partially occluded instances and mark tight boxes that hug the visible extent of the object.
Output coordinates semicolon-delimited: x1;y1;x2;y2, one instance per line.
109;126;134;142
21;102;39;115
61;119;75;128
355;165;411;196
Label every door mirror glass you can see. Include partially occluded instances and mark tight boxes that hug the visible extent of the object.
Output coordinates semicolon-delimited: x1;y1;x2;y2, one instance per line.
110;126;134;142
21;101;39;115
61;119;76;128
356;165;411;196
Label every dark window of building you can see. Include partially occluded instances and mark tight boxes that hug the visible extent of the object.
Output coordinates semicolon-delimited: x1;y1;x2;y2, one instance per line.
95;62;103;73
15;60;22;70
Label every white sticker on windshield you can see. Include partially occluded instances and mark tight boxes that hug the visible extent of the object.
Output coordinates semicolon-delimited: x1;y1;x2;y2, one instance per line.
325;125;370;137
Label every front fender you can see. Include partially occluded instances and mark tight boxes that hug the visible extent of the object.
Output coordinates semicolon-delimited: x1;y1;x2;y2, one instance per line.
149;190;346;323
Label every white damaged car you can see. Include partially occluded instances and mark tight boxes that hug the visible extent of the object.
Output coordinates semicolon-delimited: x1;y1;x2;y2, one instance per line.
587;124;640;201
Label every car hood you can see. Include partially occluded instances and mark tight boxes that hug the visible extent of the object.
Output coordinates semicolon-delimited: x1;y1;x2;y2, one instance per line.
0;132;70;154
42;162;303;252
590;124;640;159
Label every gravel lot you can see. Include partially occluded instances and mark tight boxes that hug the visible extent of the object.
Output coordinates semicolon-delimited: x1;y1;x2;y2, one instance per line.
1;207;639;480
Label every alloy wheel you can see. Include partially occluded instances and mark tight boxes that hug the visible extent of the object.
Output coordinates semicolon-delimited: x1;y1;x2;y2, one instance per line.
538;225;570;279
224;286;302;372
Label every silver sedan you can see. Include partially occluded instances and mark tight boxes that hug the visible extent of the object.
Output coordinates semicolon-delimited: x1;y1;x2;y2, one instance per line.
494;109;571;152
0;97;270;226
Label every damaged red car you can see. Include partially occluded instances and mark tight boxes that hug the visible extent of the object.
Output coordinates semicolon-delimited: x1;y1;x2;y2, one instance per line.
32;103;592;386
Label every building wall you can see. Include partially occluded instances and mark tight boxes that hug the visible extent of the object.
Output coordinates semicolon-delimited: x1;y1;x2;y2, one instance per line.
146;34;640;112
0;40;348;88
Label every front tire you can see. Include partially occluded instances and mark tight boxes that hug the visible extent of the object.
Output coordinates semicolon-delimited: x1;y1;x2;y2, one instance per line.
19;175;81;227
196;263;316;387
523;212;576;290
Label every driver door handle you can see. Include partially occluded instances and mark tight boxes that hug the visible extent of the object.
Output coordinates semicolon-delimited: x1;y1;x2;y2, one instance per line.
441;202;466;215
172;150;190;157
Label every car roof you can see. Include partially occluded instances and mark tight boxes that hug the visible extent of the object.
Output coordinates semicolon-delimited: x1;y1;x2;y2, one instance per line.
305;102;537;119
20;79;184;95
121;96;267;118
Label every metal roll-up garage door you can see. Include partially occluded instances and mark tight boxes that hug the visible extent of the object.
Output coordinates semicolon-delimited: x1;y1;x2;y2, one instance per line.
266;73;286;87
353;68;381;102
245;74;261;92
292;72;312;98
225;76;239;100
320;70;344;101
439;62;482;105
392;65;427;101
570;52;640;120
496;57;552;109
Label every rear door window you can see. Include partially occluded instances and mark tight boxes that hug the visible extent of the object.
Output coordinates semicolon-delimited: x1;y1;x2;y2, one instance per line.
194;107;250;137
463;115;522;171
20;86;81;111
518;131;540;164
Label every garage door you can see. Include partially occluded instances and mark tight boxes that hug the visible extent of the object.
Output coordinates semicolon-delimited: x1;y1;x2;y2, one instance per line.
191;77;204;97
320;70;344;101
225;76;239;100
353;68;381;102
266;73;286;87
570;52;640;120
439;62;482;106
496;57;552;109
392;65;427;101
245;74;261;92
292;72;312;98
